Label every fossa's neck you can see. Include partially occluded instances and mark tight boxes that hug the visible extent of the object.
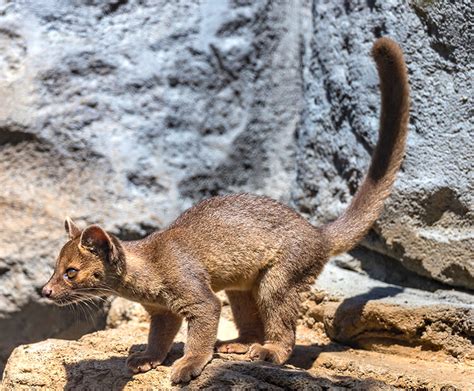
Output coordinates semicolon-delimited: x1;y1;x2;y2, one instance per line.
112;238;165;303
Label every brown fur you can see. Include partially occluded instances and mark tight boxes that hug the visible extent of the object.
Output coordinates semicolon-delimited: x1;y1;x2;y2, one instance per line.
324;38;410;255
43;37;410;384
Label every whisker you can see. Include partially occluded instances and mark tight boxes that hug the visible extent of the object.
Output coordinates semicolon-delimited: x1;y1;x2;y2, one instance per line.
68;301;79;323
80;301;95;325
74;300;87;323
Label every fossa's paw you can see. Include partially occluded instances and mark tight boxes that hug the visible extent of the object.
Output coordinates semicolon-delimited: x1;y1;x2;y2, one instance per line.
215;338;254;354
170;353;212;384
248;343;290;365
126;351;163;374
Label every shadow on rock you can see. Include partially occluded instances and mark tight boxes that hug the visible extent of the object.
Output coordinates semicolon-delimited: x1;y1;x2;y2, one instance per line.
197;359;393;390
64;355;132;390
348;246;464;293
328;286;404;343
62;342;185;390
288;341;348;370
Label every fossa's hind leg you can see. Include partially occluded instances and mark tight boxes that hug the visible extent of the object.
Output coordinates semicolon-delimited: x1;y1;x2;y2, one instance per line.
249;267;300;364
216;290;264;354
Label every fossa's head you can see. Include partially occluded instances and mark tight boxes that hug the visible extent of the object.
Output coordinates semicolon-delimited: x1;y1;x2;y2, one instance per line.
42;218;123;305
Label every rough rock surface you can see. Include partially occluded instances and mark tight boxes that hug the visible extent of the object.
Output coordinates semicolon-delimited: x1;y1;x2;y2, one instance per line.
0;0;472;378
294;0;473;289
3;296;473;390
304;261;474;360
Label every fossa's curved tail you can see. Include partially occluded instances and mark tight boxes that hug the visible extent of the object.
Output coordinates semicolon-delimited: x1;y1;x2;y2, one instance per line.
323;37;410;256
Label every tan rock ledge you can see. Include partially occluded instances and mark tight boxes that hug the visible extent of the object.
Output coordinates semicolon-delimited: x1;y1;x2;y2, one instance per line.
2;309;473;390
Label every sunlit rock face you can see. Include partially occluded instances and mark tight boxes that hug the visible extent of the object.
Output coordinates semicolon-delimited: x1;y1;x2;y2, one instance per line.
0;0;471;375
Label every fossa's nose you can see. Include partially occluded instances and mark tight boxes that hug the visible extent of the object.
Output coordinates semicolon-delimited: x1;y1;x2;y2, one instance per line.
42;285;53;298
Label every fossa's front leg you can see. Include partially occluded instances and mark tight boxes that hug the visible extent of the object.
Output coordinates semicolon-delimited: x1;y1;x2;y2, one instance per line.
169;288;221;384
127;309;182;373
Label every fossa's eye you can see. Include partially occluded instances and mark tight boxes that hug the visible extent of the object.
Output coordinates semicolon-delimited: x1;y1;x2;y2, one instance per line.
64;268;78;280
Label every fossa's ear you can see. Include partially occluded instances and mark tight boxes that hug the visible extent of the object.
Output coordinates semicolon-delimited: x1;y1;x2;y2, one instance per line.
80;225;115;256
64;217;81;239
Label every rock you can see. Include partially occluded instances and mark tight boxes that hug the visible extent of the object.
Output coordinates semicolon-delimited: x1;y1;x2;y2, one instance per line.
106;297;150;329
294;0;473;289
0;299;108;380
3;295;473;390
105;293;231;330
307;257;474;359
0;0;302;371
